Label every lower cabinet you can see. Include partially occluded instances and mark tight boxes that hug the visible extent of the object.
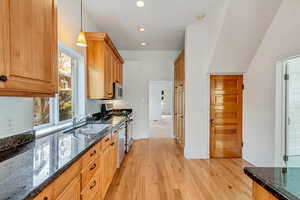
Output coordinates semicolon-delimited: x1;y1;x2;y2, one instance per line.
32;184;54;200
81;171;101;200
252;182;278;200
33;132;120;200
56;176;81;200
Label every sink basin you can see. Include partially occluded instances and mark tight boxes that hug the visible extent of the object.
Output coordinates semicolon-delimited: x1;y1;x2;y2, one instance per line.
78;124;110;134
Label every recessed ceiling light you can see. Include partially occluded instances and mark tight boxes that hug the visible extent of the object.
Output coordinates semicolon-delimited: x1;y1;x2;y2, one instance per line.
141;42;147;46
136;1;145;7
196;14;206;21
138;27;145;32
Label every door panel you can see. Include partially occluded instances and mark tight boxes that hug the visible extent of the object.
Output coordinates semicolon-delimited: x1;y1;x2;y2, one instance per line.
210;75;243;158
6;0;56;93
0;0;10;89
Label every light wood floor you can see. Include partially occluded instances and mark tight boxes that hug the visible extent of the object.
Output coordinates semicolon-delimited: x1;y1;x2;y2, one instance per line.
105;138;252;200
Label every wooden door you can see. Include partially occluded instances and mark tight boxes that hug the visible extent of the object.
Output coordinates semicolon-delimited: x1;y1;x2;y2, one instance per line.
178;86;185;147
210;75;243;158
2;0;57;95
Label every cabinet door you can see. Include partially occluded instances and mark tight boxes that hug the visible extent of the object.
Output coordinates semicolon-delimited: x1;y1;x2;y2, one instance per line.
104;46;113;98
2;0;57;96
112;55;118;84
56;176;80;200
119;62;123;85
101;146;111;199
111;133;119;176
33;184;53;200
0;0;9;90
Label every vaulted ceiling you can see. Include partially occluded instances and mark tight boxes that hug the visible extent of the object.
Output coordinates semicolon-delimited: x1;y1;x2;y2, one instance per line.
84;0;221;50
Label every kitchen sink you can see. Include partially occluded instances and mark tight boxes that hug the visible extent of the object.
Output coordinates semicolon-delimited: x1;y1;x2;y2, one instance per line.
78;124;110;134
64;123;111;135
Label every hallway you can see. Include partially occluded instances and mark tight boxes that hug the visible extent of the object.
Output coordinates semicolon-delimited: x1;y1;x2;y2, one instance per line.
149;115;173;138
105;139;252;200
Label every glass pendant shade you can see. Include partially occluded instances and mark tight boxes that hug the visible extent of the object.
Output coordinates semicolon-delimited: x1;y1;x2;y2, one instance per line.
76;29;87;47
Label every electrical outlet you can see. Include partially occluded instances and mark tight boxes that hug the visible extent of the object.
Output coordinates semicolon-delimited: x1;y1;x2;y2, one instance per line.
7;118;13;128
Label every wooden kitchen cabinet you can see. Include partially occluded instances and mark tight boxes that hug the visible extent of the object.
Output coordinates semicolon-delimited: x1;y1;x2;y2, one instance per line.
53;158;81;198
0;0;58;97
56;176;81;200
32;184;54;200
86;32;124;99
101;142;112;199
111;131;119;176
252;182;278;200
31;131;121;200
174;51;185;149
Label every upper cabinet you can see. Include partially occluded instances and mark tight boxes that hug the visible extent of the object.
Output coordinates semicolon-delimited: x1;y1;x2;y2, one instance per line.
86;32;124;99
0;0;58;97
174;51;185;87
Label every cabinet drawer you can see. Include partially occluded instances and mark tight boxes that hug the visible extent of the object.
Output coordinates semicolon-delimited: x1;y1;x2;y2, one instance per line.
101;133;112;150
82;143;99;169
33;184;53;200
56;176;80;200
81;156;100;188
53;159;81;198
81;173;100;200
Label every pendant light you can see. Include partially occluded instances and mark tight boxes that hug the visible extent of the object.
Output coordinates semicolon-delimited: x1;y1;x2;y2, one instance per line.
76;0;87;47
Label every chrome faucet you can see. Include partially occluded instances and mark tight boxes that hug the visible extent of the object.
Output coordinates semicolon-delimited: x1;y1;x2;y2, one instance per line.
72;115;91;126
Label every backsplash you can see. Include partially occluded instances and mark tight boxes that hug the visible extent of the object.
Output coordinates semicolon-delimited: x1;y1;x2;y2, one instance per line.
0;98;33;139
0;97;124;139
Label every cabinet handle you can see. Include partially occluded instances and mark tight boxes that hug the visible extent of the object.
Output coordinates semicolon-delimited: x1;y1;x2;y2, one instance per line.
89;163;97;171
90;180;97;189
90;150;96;157
110;142;115;146
0;75;7;82
43;197;48;200
105;138;110;142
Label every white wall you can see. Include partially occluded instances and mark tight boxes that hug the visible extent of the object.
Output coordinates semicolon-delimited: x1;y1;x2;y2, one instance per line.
149;81;172;120
114;51;178;139
209;0;282;73
244;0;300;167
0;0;101;138
184;2;229;159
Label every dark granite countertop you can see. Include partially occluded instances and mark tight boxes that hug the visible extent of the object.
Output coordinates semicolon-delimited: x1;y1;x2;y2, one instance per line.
0;116;126;200
244;167;300;200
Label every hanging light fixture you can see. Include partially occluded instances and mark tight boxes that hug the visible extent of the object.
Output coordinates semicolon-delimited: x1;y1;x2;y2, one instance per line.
76;0;87;47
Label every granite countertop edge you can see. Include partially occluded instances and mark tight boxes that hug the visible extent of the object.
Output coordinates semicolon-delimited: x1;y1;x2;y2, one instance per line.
244;168;299;200
22;118;126;200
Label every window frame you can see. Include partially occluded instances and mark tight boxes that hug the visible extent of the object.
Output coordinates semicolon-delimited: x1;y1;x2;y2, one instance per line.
34;42;85;134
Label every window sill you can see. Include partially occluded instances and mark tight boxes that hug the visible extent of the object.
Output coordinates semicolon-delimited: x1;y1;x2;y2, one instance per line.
35;122;73;138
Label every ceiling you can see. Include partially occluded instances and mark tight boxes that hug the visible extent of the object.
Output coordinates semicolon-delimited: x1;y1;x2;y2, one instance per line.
84;0;220;51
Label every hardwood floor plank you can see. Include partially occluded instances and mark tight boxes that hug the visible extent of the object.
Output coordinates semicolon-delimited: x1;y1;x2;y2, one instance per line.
105;138;252;200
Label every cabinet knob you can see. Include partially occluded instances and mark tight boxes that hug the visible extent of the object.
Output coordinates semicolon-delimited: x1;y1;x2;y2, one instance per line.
0;75;7;82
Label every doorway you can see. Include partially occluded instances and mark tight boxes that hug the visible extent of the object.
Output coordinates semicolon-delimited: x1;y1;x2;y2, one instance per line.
281;57;300;167
148;81;173;138
210;75;243;158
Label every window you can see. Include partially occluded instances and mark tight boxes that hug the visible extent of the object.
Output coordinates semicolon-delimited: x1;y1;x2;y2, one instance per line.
33;43;84;130
58;51;75;122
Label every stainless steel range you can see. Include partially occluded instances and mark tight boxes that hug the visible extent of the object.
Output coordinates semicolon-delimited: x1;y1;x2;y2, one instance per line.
125;112;133;153
111;109;134;153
